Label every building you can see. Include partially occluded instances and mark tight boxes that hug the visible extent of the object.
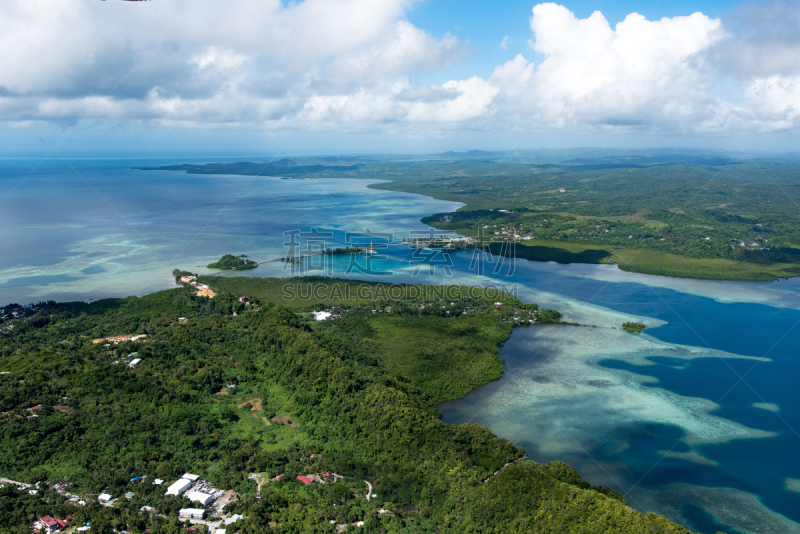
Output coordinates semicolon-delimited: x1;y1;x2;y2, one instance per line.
39;516;67;532
182;473;200;481
296;475;316;485
165;478;192;496
187;490;214;507
313;311;332;321
98;493;113;503
129;358;141;367
224;514;243;525
179;508;206;520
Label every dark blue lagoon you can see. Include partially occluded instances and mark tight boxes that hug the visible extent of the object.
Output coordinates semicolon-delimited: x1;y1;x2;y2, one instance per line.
435;255;800;534
2;159;799;533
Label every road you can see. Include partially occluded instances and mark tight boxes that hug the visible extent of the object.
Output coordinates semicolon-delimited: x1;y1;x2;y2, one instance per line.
0;477;30;488
482;456;528;484
207;253;327;275
364;480;373;501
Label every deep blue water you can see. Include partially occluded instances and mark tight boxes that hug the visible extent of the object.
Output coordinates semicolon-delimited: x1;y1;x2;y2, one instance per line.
2;159;799;533
433;252;800;533
524;276;800;525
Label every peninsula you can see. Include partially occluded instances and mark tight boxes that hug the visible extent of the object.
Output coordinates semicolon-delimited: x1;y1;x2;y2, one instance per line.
0;276;691;533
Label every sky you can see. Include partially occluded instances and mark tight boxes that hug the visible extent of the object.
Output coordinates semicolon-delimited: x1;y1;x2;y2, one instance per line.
0;0;798;156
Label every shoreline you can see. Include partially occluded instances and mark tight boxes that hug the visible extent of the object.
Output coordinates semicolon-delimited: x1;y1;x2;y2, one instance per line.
421;225;800;282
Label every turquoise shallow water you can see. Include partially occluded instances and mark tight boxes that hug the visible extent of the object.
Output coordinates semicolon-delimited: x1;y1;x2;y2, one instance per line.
2;159;799;533
0;158;460;304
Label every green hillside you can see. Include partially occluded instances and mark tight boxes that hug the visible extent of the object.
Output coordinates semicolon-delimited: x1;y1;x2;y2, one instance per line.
0;277;696;533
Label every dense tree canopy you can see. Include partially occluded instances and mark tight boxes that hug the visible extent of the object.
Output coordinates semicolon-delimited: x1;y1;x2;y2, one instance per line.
0;278;699;533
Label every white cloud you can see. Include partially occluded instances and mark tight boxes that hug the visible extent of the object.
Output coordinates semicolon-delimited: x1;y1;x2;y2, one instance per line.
0;0;470;129
490;54;535;101
491;4;726;130
0;1;798;137
742;76;800;131
485;2;800;134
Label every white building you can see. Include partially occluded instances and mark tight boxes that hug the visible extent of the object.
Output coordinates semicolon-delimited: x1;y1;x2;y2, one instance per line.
182;473;200;481
313;311;332;321
179;508;206;520
187;491;214;507
224;514;244;525
128;358;141;367
98;493;112;503
165;478;192;496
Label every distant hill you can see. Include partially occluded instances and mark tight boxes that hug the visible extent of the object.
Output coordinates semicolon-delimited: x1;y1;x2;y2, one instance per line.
137;159;362;176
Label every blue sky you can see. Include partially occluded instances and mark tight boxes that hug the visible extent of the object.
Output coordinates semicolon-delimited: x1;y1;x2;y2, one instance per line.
405;0;744;102
0;0;797;156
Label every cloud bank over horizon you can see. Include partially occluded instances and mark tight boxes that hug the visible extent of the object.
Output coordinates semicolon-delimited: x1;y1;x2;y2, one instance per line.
0;0;798;146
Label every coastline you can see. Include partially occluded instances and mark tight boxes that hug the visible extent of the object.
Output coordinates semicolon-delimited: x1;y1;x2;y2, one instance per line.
137;162;800;282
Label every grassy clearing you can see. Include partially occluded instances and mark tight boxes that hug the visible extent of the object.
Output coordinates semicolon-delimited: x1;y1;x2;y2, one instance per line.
214;383;308;452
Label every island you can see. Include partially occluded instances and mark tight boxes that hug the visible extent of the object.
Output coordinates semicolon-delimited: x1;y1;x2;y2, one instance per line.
207;254;258;271
622;321;647;333
144;151;800;281
0;276;691;533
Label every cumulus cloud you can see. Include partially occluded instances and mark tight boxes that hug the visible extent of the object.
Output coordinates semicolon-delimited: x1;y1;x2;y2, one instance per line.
484;2;800;134
743;76;800;129
0;0;798;136
491;4;726;130
0;0;469;128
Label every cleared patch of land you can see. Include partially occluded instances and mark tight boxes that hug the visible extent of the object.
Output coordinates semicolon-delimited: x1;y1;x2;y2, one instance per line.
196;287;216;298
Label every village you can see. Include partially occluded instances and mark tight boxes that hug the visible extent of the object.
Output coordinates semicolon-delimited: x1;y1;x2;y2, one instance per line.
3;462;393;534
0;471;243;533
0;302;39;334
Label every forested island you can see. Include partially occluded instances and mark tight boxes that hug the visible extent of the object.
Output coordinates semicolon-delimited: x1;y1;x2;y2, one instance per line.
207;254;258;271
622;322;647;333
0;277;694;533
145;150;800;280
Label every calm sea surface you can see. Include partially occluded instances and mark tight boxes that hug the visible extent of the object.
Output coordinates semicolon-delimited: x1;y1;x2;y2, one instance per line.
2;159;799;533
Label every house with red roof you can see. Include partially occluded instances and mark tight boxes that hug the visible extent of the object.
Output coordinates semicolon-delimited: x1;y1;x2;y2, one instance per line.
39;516;67;531
296;475;316;485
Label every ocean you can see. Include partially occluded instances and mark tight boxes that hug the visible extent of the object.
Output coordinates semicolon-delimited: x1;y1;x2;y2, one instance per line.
2;158;799;533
